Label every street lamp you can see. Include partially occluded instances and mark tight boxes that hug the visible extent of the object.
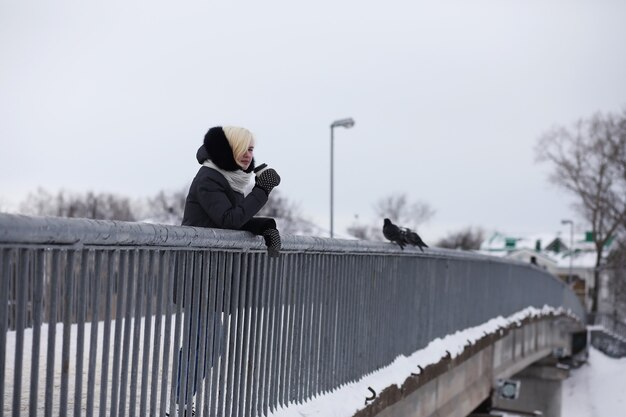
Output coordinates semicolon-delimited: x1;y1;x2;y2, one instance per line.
561;219;574;284
330;117;355;238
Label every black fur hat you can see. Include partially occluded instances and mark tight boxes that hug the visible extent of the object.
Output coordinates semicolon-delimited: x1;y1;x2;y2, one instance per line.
201;126;255;172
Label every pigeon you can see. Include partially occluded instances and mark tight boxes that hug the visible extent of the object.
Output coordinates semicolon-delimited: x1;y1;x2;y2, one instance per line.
401;228;428;252
383;218;407;249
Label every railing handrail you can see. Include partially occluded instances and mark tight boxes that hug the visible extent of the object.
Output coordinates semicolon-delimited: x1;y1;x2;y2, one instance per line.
0;213;564;268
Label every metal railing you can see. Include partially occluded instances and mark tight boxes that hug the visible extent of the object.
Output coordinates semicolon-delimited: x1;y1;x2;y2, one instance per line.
0;213;585;417
588;313;626;341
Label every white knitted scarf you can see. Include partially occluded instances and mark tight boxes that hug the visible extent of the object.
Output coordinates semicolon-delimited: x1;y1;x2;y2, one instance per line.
203;160;255;196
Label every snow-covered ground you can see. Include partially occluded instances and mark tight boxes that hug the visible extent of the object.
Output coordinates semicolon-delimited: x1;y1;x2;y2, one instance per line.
4;306;624;416
562;347;626;417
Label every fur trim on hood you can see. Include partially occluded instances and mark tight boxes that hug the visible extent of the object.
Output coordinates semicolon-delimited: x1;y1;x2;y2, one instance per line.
200;126;255;173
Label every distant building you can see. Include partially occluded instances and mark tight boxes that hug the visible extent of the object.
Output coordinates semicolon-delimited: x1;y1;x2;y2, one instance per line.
480;231;615;313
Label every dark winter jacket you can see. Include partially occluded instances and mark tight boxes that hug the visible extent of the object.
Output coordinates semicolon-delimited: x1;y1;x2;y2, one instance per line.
181;127;276;234
182;165;269;229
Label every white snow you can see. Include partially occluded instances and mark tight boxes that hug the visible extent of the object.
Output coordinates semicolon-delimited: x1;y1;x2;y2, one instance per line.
562;347;626;417
4;306;625;417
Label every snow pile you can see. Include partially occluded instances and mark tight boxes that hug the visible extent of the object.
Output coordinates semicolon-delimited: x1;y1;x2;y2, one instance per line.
268;305;569;417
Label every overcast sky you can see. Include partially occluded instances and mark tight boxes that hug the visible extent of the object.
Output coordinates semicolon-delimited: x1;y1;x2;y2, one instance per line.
2;0;625;240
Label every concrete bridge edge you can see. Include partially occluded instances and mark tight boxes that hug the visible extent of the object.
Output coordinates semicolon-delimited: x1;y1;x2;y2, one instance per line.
353;314;583;417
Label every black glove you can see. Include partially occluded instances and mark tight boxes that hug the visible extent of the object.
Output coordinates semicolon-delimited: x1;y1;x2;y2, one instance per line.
254;163;281;195
262;228;282;258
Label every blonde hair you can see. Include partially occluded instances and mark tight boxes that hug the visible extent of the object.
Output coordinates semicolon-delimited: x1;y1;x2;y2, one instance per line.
222;126;255;162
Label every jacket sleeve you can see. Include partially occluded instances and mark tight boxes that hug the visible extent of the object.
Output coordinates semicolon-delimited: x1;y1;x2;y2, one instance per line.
241;217;277;235
196;176;268;230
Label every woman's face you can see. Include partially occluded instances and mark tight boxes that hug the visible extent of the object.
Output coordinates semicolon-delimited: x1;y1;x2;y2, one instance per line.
237;145;254;170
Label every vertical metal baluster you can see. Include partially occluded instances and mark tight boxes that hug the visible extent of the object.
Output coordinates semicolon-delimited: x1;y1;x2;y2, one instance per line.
296;254;308;403
110;250;128;417
305;254;317;398
244;253;261;417
44;250;60;417
340;255;352;386
327;255;337;391
0;249;9;417
278;254;292;408
167;252;185;417
231;253;247;417
128;250;146;417
192;251;209;417
289;255;303;404
216;252;233;417
302;253;315;400
380;256;391;366
310;254;323;396
269;255;285;412
328;254;338;392
139;251;156;417
179;252;202;415
251;254;267;417
339;255;350;385
363;256;376;375
161;251;185;416
12;250;28;417
86;251;102;417
118;250;137;417
28;249;45;417
59;250;77;417
158;252;174;417
73;249;90;417
205;251;222;417
259;255;274;416
321;254;333;394
237;253;254;417
268;254;281;413
199;251;214;417
224;252;241;417
100;251;118;417
176;252;191;417
339;255;356;383
150;251;165;417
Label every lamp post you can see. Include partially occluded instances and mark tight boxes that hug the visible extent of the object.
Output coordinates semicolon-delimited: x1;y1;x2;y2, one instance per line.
330;117;355;238
561;219;574;284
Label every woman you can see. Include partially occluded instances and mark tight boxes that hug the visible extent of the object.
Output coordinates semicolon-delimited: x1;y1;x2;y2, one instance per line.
173;126;281;411
182;125;282;256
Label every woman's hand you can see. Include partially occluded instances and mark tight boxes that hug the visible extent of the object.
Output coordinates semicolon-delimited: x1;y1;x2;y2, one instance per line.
254;163;281;195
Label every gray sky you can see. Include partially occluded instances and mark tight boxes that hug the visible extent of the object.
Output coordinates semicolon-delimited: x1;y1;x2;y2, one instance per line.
2;0;625;240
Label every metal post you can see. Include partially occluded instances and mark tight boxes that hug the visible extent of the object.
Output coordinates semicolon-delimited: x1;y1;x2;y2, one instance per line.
330;125;335;238
329;118;354;239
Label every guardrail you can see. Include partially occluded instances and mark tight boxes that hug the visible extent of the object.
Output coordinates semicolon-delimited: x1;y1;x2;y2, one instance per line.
0;213;585;417
588;313;626;340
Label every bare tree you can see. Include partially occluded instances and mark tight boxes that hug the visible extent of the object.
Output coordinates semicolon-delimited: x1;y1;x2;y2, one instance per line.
346;193;435;241
536;109;626;312
373;193;435;230
139;187;188;225
346;215;380;241
20;188;136;221
437;227;485;250
258;190;314;235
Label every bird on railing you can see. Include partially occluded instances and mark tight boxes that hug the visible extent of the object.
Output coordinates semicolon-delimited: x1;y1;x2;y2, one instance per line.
383;218;407;249
401;227;428;252
382;218;428;251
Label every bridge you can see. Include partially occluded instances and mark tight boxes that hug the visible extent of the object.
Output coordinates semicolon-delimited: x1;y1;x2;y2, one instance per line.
1;213;586;417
